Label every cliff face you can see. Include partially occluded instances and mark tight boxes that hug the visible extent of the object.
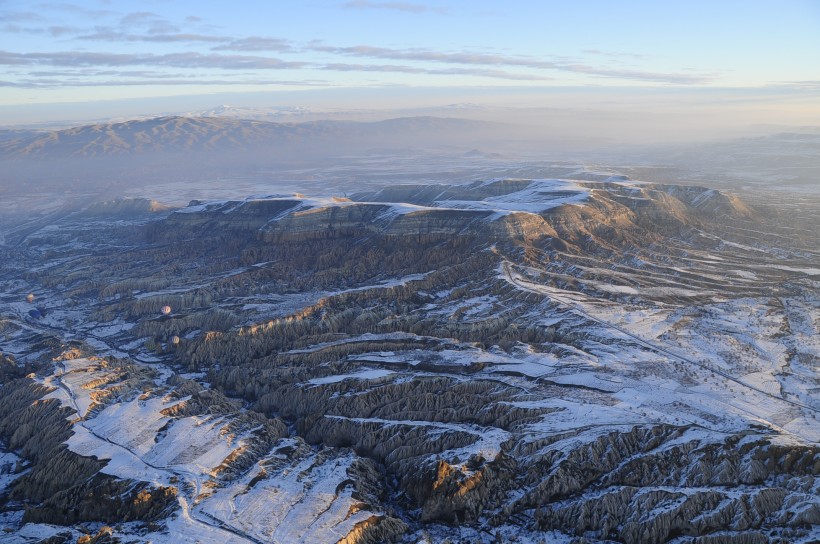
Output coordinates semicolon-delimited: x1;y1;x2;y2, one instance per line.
151;198;302;240
1;176;818;543
151;178;750;260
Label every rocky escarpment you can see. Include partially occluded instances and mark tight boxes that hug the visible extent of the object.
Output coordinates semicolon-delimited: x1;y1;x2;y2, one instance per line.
26;178;776;308
151;198;301;240
153;178;734;248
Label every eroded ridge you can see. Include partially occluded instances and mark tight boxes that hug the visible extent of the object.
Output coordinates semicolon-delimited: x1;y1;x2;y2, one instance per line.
1;177;818;543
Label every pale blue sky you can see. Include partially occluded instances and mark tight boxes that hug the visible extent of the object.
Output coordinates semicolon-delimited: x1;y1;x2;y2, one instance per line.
1;0;819;122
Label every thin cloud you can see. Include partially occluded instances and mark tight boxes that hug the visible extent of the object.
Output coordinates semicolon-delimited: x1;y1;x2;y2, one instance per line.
772;80;820;91
1;27;713;87
140;33;226;43
1;24;45;34
119;11;179;34
310;44;553;68
19;8;220;44
71;27;297;55
321;62;551;81
49;25;81;37
582;49;647;60
5;77;329;88
0;51;30;65
28;69;175;77
120;12;164;26
77;29;229;44
212;37;294;52
0;50;306;70
309;43;714;84
0;48;547;82
561;64;713;85
0;10;46;22
341;1;448;14
34;2;117;19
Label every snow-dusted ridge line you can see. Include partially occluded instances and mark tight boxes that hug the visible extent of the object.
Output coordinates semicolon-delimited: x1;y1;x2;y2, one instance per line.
42;359;259;544
171;177;595;223
31;354;392;543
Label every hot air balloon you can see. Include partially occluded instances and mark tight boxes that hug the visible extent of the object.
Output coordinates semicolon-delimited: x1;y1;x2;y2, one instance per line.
171;335;180;345
161;305;172;315
26;293;35;303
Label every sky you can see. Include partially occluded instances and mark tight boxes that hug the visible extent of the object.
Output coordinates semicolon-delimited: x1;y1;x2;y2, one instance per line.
1;0;819;125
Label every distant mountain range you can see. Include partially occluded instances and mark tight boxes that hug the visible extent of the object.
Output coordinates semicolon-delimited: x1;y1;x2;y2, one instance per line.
0;115;504;159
